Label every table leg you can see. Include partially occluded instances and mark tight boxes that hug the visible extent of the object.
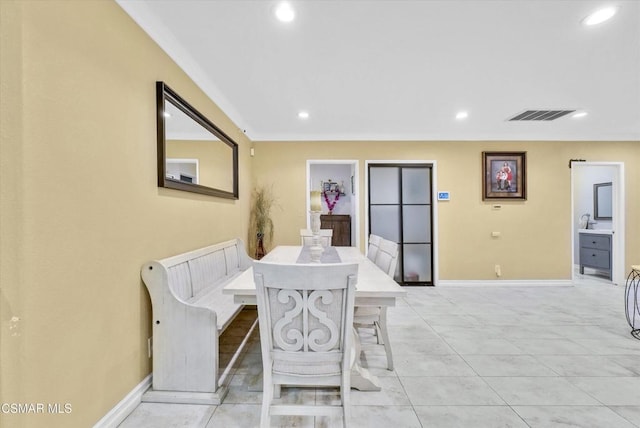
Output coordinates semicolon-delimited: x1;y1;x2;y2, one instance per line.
349;327;382;391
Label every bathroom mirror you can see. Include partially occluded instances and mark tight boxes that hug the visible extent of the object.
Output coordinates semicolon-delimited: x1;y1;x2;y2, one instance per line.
594;182;612;220
156;81;238;199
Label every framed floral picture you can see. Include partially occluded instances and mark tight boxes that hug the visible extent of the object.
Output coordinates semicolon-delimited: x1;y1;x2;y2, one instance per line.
482;151;527;200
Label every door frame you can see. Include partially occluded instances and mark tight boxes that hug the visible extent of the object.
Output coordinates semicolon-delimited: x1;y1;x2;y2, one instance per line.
570;161;626;285
365;160;439;286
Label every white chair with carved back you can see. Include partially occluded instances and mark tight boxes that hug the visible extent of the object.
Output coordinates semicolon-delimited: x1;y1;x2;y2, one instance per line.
253;261;358;428
366;234;382;262
354;238;399;370
300;228;333;247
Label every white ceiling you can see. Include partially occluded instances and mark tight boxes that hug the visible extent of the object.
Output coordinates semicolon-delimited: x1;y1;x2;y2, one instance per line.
117;0;640;142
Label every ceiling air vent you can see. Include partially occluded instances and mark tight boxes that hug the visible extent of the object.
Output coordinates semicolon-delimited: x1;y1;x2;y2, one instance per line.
508;110;575;121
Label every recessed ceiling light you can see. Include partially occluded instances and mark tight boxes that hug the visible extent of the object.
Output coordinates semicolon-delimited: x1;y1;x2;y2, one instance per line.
572;111;588;118
455;111;468;120
582;6;617;26
275;1;295;23
298;111;309;119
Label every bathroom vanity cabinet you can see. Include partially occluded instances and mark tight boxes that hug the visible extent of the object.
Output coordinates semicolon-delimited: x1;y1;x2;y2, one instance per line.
579;230;612;279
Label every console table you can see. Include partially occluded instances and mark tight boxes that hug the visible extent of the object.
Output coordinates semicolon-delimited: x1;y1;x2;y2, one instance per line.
321;214;351;246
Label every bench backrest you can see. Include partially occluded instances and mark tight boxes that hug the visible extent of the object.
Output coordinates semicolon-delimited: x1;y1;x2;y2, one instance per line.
153;239;252;302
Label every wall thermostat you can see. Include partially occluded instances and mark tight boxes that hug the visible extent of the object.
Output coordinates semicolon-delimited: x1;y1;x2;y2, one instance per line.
437;191;450;201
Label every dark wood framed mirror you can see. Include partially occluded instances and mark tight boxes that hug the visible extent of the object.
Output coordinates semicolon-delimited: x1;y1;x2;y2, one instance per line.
593;182;612;220
156;81;239;199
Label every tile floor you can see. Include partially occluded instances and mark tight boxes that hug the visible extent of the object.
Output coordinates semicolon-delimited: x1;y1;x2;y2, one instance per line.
120;272;640;427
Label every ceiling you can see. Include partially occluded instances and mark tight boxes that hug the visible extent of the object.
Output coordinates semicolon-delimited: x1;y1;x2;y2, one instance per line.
117;0;640;142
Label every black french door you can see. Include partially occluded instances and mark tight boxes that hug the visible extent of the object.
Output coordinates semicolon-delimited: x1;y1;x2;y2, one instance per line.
368;164;433;286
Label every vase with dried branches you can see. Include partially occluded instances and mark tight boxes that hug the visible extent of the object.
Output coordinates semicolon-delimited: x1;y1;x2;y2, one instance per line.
248;185;276;259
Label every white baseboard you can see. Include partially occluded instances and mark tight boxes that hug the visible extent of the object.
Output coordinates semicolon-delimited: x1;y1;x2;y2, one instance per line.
141;388;228;405
93;374;152;428
437;279;574;287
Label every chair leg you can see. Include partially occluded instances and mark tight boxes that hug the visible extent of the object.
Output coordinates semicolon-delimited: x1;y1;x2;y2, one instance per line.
260;375;273;428
341;372;351;427
342;398;350;427
374;321;383;344
378;307;394;371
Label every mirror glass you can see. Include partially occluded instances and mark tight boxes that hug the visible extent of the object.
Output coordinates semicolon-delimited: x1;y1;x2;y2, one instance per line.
594;182;612;220
157;82;238;199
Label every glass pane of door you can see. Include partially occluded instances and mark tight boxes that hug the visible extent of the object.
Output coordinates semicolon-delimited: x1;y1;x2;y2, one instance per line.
402;168;431;204
370;205;400;243
402;205;431;243
369;167;399;204
403;244;432;282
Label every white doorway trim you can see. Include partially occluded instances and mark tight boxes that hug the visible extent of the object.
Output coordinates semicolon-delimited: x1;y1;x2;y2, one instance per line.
365;160;439;286
570;162;626;285
306;160;360;251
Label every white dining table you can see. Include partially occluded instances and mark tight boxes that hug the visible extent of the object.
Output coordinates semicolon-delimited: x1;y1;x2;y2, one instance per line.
223;245;407;391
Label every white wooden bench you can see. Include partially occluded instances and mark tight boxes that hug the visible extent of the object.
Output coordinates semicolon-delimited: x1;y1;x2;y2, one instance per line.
140;238;255;404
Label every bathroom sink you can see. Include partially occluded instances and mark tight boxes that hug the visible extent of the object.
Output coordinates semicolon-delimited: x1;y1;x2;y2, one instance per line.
579;229;613;235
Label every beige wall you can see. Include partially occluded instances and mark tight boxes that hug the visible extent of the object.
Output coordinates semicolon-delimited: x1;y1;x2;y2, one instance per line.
1;1;638;427
252;141;639;281
0;1;251;427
